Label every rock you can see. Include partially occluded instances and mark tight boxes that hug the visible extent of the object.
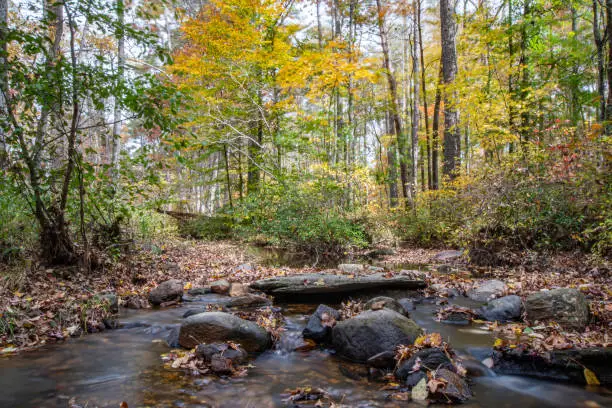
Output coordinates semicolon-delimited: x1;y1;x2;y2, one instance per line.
125;297;148;309
226;294;271;308
477;295;522;322
433;250;463;262
195;342;247;365
183;307;228;318
98;293;118;314
210;355;233;375
338;264;365;274
467;279;507;302
250;273;426;298
397;298;416;312
367;265;385;273
396;348;455;380
302;304;340;343
365;296;407;316
161;262;181;273
331;309;423;362
210;279;231;295
431;284;461;298
524;288;590;330
178;312;271;351
188;286;212;296
411;378;429;401
229;283;249;297
148;279;184;306
492;347;612;385
430;368;472;403
366;351;396;369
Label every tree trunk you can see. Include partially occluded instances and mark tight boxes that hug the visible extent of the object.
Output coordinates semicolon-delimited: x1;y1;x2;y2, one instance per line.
594;0;605;122
605;0;612;134
432;68;442;189
417;0;431;190
0;0;7;168
111;0;125;168
440;0;460;178
385;113;399;207
376;0;408;201
410;0;419;205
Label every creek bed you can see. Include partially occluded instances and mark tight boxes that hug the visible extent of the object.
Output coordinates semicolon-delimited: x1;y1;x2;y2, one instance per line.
0;294;611;407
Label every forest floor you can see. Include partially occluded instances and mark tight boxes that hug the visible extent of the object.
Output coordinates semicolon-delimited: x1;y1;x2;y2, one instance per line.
0;239;610;354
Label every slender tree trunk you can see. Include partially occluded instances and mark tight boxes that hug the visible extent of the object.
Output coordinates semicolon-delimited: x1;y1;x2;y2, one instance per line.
111;0;125;169
223;144;233;209
0;0;7;168
376;0;408;201
432;68;442;189
385;113;399;207
605;0;612;134
440;0;460;178
410;1;419;205
594;0;605;122
316;0;323;49
518;0;531;144
417;0;431;190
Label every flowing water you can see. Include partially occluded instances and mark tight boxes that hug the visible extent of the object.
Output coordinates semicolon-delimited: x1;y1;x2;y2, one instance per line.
1;292;611;408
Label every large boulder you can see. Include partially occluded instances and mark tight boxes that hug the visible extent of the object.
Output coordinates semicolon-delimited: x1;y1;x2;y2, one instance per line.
148;279;184;306
365;296;407;316
524;288;589;330
476;295;522;322
250;273;425;299
331;309;422;363
467;279;507;302
178;312;271;351
303;304;340;343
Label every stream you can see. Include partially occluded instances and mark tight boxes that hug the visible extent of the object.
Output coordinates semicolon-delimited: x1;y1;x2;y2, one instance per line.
1;291;611;408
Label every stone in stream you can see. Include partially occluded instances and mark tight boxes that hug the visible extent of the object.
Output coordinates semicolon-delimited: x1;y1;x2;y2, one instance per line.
430;368;473;403
302;304;341;343
331;309;422;363
148;279;184;306
396;348;455;381
365;296;408;316
249;273;426;298
210;279;231;295
467;279;507;302
226;294;271;308
492;347;612;385
476;295;522;322
178;312;271;351
229;282;249;297
366;351;396;369
195;342;248;364
338;264;365;274
524;288;589;330
187;286;212;296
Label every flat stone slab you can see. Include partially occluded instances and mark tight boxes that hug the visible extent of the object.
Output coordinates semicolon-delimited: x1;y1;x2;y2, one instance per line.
249;273;426;296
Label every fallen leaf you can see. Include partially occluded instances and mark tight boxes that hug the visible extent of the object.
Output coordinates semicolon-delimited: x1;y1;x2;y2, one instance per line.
584;368;601;386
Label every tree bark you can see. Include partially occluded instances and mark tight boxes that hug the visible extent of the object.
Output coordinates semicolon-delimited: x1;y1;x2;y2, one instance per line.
410;1;419;205
376;0;409;201
417;0;431;190
0;0;7;168
605;0;612;134
432;68;442;189
440;0;460;179
112;0;125;168
594;0;605;122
